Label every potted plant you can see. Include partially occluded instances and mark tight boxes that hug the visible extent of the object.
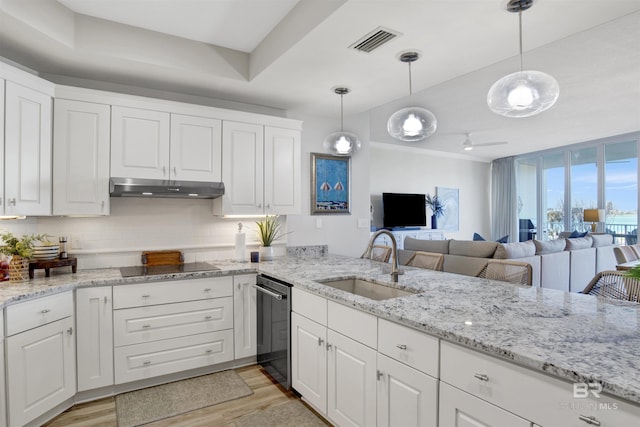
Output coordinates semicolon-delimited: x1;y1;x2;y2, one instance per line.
0;232;49;283
255;215;287;261
425;194;444;229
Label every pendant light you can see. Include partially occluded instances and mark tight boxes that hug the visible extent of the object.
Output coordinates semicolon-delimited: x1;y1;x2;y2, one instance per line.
323;87;361;156
487;0;559;118
387;51;437;142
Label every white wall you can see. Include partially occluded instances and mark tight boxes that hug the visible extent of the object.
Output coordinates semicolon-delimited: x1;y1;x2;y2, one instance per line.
369;143;491;241
286;111;372;257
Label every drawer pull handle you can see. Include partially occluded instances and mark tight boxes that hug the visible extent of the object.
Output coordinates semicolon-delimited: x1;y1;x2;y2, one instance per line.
318;338;324;346
104;296;108;304
396;344;407;350
142;324;151;329
141;294;150;299
204;315;213;320
143;361;151;366
578;415;601;426
326;343;332;351
474;373;489;381
205;349;213;354
376;370;384;381
67;327;73;335
204;288;212;292
41;309;51;314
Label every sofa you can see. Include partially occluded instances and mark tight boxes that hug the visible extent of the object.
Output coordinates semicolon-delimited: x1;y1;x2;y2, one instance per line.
398;233;617;292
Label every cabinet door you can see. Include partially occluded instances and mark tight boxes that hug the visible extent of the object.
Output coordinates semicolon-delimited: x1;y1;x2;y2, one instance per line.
327;329;377;427
234;274;257;359
0;79;4;216
53;99;111;215
439;382;532;427
376;353;438;427
291;312;327;415
216;121;264;215
170;114;222;182
76;287;114;392
4;81;52;216
264;126;301;214
0;337;5;427
7;316;76;427
111;106;170;179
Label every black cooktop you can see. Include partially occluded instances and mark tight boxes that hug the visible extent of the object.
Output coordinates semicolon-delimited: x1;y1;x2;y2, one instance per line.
120;262;220;278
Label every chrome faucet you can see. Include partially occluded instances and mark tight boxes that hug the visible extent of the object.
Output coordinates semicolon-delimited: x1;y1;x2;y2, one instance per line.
362;229;400;282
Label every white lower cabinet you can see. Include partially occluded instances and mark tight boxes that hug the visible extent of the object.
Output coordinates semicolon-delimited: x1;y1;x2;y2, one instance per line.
292;311;328;414
112;277;235;385
233;274;257;359
6;316;76;426
376;353;438;427
439;381;531;427
76;287;114;391
327;329;377;427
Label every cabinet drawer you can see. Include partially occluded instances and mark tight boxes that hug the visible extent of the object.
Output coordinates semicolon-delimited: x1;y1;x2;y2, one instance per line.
378;318;439;378
114;297;233;346
328;301;377;349
114;329;234;384
292;288;327;326
113;276;232;309
6;292;73;336
441;341;640;426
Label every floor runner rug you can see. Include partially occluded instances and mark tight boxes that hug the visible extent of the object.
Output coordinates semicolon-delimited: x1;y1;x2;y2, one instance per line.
115;370;253;427
235;400;329;427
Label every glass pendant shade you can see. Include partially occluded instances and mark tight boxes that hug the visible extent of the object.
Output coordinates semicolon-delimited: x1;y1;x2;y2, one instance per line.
487;0;559;118
324;87;360;156
387;107;437;142
387;52;437;142
323;131;361;156
487;70;559;118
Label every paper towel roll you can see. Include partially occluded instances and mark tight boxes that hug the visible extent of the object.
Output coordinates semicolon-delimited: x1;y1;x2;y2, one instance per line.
235;223;246;262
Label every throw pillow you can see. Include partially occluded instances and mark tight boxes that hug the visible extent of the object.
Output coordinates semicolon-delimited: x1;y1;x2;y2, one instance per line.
534;238;567;255
473;233;509;243
565;236;593;250
568;230;589;238
590;233;614;247
494;240;536;259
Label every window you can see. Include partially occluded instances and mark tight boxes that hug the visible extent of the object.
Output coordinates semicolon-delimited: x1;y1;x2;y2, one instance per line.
543;153;565;240
516;158;537;241
570;147;598;233
605;141;638;244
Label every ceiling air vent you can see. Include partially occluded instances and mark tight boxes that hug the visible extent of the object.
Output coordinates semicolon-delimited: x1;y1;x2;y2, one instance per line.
349;27;400;53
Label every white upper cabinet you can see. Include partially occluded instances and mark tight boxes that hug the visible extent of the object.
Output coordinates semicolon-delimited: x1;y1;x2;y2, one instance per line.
217;121;264;215
111;106;222;182
170;114;222;182
0;79;4;216
264;126;301;215
4;81;53;216
214;122;301;216
53;99;111;215
110;106;171;180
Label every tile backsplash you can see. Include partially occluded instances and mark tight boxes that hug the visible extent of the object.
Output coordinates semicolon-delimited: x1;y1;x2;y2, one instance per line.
1;198;287;269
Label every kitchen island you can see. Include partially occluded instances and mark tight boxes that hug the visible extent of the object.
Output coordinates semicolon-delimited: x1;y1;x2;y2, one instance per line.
1;252;639;426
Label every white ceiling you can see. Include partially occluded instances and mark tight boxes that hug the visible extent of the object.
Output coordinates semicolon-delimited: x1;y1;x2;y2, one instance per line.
1;0;639;161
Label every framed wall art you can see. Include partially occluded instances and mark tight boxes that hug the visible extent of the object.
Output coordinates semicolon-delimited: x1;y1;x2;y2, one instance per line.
311;153;351;214
436;186;460;231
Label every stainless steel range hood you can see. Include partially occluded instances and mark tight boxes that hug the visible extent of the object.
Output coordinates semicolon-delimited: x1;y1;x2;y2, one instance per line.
109;177;225;199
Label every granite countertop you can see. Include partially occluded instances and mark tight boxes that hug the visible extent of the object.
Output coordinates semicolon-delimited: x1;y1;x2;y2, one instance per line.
1;253;639;406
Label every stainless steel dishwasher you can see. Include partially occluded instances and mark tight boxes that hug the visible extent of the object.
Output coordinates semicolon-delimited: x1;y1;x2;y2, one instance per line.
255;274;292;389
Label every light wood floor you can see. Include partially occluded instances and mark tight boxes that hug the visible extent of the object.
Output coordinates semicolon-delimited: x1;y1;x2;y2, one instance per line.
43;365;331;427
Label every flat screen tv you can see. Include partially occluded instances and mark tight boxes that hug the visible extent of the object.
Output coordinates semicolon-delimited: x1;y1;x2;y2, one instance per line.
382;193;426;228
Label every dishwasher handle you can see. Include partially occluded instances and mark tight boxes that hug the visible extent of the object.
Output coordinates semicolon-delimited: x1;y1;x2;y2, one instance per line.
253;283;286;300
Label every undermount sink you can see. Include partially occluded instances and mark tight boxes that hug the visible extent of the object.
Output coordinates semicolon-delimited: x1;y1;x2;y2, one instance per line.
317;277;418;301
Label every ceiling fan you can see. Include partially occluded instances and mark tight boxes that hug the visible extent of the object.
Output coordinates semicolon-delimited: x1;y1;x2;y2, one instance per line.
462;132;508;151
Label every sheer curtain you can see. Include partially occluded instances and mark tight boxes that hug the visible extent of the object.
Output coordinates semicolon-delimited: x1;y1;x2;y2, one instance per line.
491;157;518;242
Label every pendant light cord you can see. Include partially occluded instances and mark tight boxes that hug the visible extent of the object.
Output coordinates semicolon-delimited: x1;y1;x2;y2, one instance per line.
408;61;413;95
518;10;524;71
340;93;344;131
